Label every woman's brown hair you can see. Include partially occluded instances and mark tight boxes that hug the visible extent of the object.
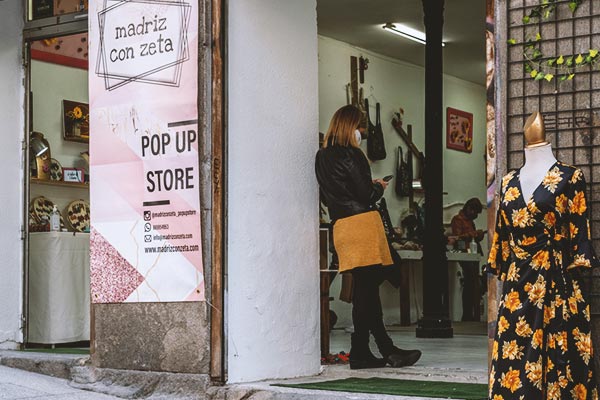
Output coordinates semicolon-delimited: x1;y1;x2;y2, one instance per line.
323;105;363;148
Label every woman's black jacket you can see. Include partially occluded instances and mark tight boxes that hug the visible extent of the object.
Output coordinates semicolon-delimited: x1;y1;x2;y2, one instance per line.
315;144;384;221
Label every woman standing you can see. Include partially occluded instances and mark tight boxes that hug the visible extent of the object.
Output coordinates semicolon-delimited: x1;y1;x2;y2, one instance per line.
315;105;421;369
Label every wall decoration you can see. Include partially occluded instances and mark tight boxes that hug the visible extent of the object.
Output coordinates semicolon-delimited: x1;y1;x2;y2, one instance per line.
50;158;63;181
54;0;87;15
63;100;89;142
66;199;90;232
446;107;473;153
30;196;65;229
31;33;88;70
32;0;54;19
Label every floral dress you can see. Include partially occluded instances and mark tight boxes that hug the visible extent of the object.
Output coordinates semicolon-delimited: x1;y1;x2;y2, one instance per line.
487;161;598;400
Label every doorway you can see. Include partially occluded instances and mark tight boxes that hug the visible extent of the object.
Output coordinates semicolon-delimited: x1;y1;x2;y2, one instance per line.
316;0;489;377
24;26;90;352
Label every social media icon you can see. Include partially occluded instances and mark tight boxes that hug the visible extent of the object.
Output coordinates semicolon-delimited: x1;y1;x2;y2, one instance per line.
144;223;151;232
144;211;151;221
144;235;152;242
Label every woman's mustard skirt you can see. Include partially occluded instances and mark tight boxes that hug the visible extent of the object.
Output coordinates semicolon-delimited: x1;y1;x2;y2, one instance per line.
333;210;393;273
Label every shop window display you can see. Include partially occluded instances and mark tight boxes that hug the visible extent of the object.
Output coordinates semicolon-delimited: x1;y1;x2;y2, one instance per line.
26;32;90;347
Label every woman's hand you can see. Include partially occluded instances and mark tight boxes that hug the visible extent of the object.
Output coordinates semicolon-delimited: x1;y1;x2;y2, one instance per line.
373;179;389;190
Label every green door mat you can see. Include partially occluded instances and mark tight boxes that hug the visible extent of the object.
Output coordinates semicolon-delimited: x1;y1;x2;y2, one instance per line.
274;377;487;400
23;348;89;355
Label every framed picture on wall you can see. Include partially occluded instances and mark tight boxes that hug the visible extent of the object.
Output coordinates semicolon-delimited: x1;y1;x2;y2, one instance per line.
62;100;89;143
446;107;473;153
32;0;54;19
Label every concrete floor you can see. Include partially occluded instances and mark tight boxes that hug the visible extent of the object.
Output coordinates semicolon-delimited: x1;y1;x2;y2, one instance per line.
240;326;489;399
328;323;489;384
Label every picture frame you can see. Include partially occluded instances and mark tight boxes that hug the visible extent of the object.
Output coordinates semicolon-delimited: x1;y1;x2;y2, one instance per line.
63;100;89;143
63;168;85;183
32;0;54;19
446;107;473;153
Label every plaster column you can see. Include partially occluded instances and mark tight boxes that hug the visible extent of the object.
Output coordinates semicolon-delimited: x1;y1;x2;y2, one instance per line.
227;0;320;383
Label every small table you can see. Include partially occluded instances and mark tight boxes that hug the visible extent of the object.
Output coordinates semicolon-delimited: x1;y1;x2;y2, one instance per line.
28;232;90;344
396;250;482;262
395;249;482;325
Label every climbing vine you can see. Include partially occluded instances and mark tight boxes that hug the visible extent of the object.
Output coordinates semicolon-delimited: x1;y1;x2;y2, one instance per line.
521;0;583;23
508;0;597;83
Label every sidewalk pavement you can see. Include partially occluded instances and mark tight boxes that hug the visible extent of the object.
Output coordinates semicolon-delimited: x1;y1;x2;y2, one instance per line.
0;364;119;399
0;349;486;399
0;362;458;400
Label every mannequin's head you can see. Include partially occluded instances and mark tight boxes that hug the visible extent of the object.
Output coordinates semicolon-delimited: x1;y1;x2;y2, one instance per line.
524;112;548;147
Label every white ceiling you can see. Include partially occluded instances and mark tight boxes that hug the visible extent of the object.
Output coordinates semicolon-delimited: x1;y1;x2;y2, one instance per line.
317;0;486;86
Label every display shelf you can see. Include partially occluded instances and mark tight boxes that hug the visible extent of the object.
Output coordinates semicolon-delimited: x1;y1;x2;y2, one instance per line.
30;178;88;189
63;136;89;144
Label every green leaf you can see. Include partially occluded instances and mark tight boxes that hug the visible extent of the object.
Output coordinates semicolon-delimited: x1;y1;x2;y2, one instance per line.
525;63;533;73
532;49;543;60
557;55;564;65
523;15;531;24
586;55;593;63
507;39;517;45
545;73;554;82
560;75;569;81
569;1;578;12
576;54;584;64
566;56;574;66
531;69;539;78
590;49;598;58
535;72;546;81
548;58;556;66
536;32;542;41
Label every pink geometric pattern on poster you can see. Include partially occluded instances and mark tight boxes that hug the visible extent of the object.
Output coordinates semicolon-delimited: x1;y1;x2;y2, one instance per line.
90;227;145;303
184;284;205;301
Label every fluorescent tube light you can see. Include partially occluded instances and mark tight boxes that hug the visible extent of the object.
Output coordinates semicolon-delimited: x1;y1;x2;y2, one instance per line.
383;23;445;47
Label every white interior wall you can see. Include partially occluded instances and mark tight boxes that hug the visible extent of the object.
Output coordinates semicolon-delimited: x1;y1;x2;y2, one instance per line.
0;0;24;349
30;60;89;213
318;36;488;327
227;0;320;383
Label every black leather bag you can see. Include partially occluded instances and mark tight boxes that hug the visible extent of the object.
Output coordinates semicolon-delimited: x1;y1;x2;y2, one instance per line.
376;197;401;243
367;102;386;161
395;146;412;197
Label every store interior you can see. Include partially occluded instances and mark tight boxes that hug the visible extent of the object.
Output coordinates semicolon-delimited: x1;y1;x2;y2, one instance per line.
26;31;90;349
316;0;489;371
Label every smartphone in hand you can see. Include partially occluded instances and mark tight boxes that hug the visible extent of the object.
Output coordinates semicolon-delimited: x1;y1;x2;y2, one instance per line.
383;175;394;182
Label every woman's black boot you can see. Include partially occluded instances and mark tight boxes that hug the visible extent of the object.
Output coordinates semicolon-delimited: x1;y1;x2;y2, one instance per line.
349;333;387;370
371;320;422;367
382;346;422;368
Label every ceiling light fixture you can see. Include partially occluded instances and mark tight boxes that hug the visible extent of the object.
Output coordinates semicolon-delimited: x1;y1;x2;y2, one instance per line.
382;23;445;47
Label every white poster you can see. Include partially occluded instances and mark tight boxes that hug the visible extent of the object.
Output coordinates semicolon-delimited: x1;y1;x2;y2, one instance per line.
89;0;204;303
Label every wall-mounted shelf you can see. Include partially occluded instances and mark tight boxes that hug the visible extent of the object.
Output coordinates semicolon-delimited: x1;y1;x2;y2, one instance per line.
30;178;88;189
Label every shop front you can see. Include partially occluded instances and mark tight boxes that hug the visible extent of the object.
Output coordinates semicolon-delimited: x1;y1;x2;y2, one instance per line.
0;0;491;386
1;0;599;394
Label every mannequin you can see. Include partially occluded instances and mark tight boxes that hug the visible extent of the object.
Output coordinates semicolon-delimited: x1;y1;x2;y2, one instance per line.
519;112;557;201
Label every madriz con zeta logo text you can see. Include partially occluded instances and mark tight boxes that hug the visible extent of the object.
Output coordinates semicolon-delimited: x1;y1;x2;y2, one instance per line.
96;0;191;90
